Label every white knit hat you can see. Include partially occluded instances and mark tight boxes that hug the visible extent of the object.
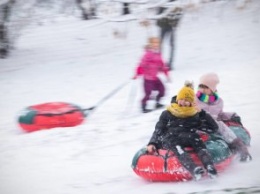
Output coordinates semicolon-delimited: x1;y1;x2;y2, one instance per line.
199;73;220;92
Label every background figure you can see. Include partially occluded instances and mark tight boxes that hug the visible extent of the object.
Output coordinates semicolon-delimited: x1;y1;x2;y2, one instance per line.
156;0;183;70
133;37;170;113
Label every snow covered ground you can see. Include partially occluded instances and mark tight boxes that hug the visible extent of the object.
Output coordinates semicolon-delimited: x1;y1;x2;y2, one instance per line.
0;1;260;194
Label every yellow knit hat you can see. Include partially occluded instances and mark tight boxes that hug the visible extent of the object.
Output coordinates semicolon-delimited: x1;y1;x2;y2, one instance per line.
176;82;195;103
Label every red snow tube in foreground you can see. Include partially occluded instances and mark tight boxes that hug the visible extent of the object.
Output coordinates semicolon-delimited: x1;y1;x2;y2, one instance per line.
131;133;235;182
131;121;251;182
18;102;85;132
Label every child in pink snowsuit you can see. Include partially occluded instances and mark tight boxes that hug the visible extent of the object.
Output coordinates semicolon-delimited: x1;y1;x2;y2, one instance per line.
195;73;252;162
133;37;170;113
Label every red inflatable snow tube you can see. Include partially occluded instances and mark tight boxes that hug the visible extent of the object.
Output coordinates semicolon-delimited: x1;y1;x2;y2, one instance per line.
131;132;234;182
18;102;85;132
132;148;233;182
131;122;250;182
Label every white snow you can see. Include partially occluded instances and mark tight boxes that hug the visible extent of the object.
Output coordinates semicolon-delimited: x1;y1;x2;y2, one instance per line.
0;1;260;194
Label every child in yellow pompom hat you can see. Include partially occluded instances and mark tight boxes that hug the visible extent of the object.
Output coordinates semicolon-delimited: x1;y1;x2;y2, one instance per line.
146;81;218;180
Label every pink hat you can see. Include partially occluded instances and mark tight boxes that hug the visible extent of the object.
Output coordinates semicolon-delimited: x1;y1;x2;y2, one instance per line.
199;73;219;92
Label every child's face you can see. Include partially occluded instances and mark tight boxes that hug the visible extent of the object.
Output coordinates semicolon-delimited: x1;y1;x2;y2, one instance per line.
150;39;160;50
198;84;213;95
177;99;192;107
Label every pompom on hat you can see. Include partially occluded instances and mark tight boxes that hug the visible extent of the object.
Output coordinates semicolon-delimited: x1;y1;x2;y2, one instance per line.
176;81;195;103
199;73;220;92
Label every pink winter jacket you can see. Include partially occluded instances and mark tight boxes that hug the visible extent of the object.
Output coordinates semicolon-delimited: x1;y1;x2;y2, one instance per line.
135;50;169;80
195;97;238;143
195;97;236;121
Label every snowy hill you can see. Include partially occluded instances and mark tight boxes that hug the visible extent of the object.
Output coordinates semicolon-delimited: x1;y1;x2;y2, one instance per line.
0;1;260;194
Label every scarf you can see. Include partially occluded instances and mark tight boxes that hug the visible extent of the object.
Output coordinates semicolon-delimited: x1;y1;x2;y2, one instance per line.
196;91;219;103
167;103;197;118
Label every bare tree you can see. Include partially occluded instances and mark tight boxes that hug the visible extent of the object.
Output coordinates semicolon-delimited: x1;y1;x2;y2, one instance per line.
122;3;130;15
76;0;96;20
0;0;15;58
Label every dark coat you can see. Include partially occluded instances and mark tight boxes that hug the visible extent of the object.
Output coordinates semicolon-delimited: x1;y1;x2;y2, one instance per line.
156;1;183;29
148;109;218;151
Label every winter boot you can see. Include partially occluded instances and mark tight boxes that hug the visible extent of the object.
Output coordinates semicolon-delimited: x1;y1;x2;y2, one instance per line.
240;153;252;162
229;138;252;162
206;165;217;179
178;152;203;181
155;102;164;109
198;149;218;178
193;166;205;181
141;104;152;113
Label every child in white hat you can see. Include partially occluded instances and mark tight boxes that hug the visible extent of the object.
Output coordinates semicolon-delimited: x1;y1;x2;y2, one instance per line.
195;73;252;162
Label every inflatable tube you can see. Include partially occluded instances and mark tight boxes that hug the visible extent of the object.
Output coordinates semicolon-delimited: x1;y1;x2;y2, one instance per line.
131;121;250;182
224;120;251;145
132;138;233;182
18;102;85;132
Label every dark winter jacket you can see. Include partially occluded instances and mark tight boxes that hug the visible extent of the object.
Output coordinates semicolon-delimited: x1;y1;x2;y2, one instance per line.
156;1;183;29
148;108;218;149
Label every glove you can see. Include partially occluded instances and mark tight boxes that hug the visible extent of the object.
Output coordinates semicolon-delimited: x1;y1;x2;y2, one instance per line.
146;144;157;154
231;115;242;125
